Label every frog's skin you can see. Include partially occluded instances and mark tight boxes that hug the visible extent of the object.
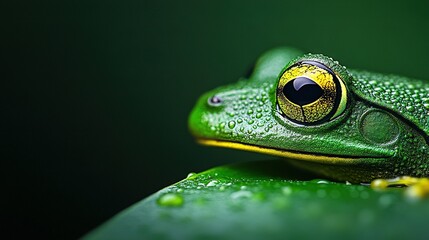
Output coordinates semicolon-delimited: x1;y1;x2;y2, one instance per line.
188;47;429;183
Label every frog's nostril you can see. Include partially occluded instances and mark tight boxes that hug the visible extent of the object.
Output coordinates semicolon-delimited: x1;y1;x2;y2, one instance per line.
208;95;223;106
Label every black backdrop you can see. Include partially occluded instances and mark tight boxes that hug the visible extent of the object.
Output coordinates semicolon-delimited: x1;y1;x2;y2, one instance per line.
4;1;429;239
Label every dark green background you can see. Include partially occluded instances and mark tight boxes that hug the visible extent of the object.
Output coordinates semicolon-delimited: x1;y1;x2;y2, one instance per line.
4;0;429;239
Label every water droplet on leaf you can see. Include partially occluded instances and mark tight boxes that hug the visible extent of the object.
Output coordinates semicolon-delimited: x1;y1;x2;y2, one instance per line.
157;193;184;207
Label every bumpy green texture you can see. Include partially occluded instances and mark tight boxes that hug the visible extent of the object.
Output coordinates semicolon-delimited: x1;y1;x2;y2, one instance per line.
350;70;429;136
189;47;429;182
84;160;429;240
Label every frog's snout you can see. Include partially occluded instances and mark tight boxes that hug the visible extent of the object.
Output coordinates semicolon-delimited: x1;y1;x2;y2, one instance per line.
188;92;224;139
207;95;223;107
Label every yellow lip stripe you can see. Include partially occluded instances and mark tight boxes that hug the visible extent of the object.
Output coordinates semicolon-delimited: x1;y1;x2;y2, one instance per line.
197;138;360;164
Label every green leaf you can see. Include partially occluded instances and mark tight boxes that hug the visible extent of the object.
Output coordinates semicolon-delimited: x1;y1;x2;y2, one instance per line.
83;160;429;240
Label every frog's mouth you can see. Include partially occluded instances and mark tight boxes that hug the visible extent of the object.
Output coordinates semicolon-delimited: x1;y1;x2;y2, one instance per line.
197;138;371;164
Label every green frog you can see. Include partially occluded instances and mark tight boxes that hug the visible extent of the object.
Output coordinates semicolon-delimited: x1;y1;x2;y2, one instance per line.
188;47;429;187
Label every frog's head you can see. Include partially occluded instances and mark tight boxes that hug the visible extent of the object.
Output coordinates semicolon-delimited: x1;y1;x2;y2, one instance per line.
189;47;428;183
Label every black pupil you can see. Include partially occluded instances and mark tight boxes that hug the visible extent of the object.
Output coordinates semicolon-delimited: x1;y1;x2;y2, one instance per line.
283;77;324;105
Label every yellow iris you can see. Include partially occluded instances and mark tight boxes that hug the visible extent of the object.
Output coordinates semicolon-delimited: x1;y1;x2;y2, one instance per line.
277;62;347;124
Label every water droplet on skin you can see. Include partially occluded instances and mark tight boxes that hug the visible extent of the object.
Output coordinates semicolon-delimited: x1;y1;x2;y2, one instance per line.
256;113;263;118
157;193;184;207
228;121;236;129
406;106;415;112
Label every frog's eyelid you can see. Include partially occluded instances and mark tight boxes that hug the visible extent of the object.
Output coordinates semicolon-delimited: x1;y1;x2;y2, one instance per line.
330;75;348;120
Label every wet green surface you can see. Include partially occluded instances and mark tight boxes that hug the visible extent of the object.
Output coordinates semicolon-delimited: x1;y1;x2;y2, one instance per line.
84;160;429;240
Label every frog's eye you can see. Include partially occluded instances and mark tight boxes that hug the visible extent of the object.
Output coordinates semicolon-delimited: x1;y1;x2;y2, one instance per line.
276;60;347;125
